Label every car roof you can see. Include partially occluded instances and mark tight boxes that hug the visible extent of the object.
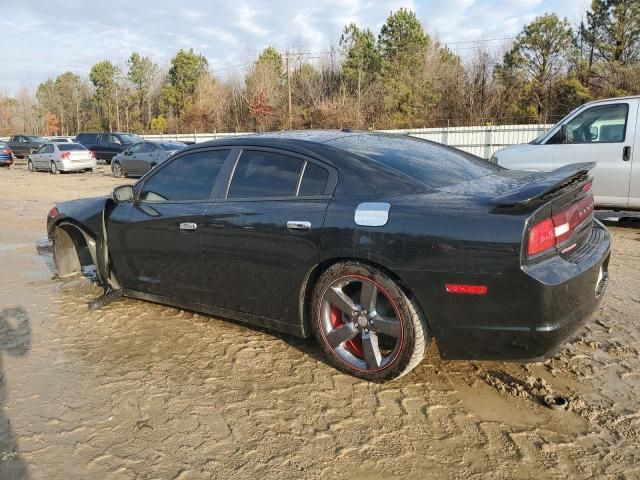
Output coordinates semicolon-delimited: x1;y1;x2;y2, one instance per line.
194;129;395;152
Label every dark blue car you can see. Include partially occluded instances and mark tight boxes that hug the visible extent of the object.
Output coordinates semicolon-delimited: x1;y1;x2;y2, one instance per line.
0;141;13;167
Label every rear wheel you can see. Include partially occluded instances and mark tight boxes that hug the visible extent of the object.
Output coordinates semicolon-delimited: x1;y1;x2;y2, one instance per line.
50;161;59;175
311;261;429;381
112;162;124;178
27;160;34;172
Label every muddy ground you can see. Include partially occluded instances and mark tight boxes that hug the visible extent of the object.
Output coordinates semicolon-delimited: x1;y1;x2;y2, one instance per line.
0;165;639;479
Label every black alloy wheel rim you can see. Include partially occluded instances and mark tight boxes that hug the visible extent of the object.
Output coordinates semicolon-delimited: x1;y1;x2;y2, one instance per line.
318;274;404;372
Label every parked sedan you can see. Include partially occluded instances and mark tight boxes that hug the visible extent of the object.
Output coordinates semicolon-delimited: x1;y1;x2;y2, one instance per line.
111;141;186;177
29;142;97;174
46;131;610;381
0;141;13;167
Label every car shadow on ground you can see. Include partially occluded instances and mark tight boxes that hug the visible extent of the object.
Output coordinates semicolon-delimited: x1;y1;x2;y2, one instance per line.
596;210;640;230
0;306;31;479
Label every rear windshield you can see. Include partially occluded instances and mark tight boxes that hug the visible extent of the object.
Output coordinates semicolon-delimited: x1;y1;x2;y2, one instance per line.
25;135;46;142
326;134;500;189
58;144;87;151
159;142;186;150
0;141;6;147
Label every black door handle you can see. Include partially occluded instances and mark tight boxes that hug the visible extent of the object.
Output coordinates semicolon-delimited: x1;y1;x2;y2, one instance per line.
623;146;631;161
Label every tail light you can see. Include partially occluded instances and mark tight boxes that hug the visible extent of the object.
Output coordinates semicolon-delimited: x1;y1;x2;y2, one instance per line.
527;192;594;257
88;150;96;158
2;148;11;154
60;152;71;160
48;207;60;218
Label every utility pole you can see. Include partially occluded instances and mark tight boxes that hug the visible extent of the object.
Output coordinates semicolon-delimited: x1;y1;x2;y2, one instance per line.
286;51;292;130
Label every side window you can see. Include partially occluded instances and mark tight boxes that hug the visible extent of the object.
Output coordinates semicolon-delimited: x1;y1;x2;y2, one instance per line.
139;149;230;202
36;144;48;154
228;151;304;199
109;135;122;145
143;143;156;153
298;163;329;196
43;144;54;154
557;104;628;144
128;143;144;154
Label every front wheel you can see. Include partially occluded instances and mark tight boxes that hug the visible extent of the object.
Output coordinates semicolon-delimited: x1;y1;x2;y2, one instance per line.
112;162;124;178
27;160;35;172
50;161;59;175
311;261;430;381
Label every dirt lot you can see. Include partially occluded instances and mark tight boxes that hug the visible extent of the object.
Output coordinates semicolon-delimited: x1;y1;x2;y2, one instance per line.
0;165;639;479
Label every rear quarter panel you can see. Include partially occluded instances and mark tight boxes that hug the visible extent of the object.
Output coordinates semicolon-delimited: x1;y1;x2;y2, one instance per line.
321;193;527;334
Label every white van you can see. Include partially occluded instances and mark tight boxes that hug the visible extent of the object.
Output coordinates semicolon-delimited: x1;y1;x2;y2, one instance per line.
492;96;639;209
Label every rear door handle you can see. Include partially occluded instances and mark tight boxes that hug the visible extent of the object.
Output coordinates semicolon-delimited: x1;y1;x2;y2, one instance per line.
179;222;198;231
623;146;631;161
287;220;311;232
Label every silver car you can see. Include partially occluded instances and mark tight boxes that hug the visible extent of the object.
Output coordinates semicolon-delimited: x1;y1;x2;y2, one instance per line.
28;142;97;174
111;141;186;177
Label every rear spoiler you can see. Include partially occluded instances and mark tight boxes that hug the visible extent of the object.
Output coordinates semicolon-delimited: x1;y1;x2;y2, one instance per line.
492;162;596;207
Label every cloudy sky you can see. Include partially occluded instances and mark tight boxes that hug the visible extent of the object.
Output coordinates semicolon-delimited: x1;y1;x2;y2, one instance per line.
0;0;589;95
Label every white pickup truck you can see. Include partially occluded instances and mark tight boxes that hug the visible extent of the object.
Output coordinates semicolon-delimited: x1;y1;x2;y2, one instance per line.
492;96;639;209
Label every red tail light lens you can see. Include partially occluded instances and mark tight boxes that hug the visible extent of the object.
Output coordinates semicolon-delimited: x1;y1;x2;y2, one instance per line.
49;207;59;218
528;218;556;256
60;152;70;160
527;192;594;258
88;150;96;158
2;149;10;154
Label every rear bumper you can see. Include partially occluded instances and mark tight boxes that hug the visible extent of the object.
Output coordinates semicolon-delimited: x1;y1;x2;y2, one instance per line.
406;221;611;361
0;156;13;165
58;159;97;171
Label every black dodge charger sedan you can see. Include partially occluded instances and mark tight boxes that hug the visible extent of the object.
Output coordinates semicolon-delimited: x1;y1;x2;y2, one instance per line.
46;131;610;381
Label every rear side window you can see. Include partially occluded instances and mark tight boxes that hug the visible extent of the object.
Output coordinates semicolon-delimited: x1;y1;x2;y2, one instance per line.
228;151;303;199
77;133;98;143
58;144;87;151
140;149;230;202
298;163;329;196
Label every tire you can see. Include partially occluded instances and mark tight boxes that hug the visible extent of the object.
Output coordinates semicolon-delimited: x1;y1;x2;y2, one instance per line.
27;160;34;172
112;162;124;178
311;261;430;382
50;161;59;175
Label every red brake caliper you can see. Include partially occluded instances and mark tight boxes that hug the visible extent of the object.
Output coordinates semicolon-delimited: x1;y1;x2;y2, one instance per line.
330;305;364;358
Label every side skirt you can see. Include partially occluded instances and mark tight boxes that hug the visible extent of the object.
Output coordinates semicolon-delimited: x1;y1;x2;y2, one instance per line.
122;289;306;338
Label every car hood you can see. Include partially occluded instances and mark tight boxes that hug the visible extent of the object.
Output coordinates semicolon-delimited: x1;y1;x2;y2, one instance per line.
494;143;541;156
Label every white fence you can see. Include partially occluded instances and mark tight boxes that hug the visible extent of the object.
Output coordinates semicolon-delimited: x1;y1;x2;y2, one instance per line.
142;124;553;159
2;124;554;159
